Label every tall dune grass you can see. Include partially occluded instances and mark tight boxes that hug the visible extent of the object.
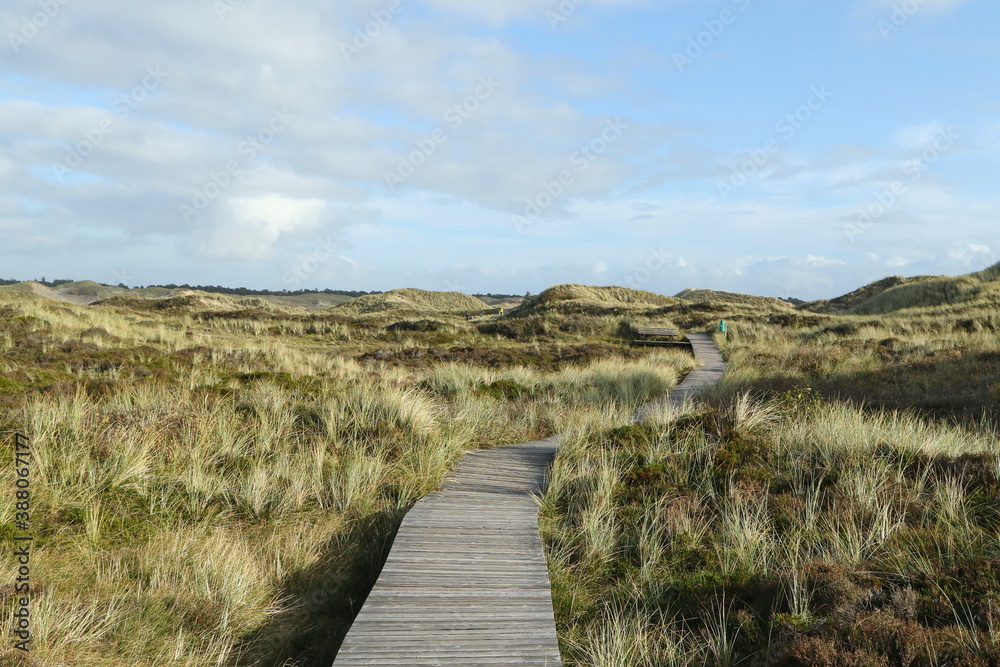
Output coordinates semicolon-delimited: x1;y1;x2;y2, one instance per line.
541;391;1000;665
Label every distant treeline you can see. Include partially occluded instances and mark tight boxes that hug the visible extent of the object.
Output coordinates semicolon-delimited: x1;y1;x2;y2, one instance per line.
1;278;76;287
1;277;523;300
0;277;378;297
154;286;522;299
150;284;381;298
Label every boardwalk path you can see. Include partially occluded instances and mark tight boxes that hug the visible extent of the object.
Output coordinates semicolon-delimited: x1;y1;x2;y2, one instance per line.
636;332;726;417
333;333;725;666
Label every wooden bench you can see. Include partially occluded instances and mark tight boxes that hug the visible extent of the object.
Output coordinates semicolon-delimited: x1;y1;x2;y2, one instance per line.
633;326;689;347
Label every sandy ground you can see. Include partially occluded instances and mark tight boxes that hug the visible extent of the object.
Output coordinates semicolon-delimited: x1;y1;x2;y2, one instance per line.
25;282;100;305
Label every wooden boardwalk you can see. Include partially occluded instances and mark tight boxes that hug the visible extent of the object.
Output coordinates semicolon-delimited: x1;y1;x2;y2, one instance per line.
334;436;564;666
333;333;725;666
635;332;726;418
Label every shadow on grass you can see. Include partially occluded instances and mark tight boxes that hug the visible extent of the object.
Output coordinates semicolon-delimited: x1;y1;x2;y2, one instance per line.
722;346;1000;425
231;507;409;667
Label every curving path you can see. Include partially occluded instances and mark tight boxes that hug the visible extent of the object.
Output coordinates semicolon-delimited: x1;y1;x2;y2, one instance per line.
635;332;726;419
333;333;725;666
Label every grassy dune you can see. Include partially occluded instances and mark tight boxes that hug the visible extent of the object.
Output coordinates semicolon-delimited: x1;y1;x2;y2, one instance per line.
515;284;680;315
802;263;1000;317
1;269;998;665
674;288;793;310
331;288;488;316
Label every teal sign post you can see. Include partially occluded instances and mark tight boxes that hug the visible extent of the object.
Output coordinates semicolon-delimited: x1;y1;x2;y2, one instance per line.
718;320;727;336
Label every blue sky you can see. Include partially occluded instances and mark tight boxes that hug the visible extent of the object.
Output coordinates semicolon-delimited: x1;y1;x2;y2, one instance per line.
1;0;997;299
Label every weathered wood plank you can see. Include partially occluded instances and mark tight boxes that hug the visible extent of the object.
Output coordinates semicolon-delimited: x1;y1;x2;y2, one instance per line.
333;435;563;666
635;326;679;335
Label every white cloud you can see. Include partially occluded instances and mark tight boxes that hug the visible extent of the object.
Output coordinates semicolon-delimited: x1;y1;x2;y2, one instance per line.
0;0;653;248
947;242;995;266
421;0;649;26
195;195;327;260
885;255;916;268
795;255;847;268
864;0;974;12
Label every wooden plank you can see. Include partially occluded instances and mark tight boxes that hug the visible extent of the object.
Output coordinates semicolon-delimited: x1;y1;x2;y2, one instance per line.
333;435;563;666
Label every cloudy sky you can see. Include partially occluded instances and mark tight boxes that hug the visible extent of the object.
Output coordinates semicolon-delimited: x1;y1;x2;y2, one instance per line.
1;0;997;299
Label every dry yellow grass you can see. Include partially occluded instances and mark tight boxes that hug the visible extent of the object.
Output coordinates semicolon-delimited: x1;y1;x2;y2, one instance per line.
674;288;793;309
542;388;1000;665
800;261;1000;316
332;288;487;316
518;284;680;314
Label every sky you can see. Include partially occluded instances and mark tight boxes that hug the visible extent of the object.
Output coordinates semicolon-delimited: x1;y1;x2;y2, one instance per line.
1;0;998;300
